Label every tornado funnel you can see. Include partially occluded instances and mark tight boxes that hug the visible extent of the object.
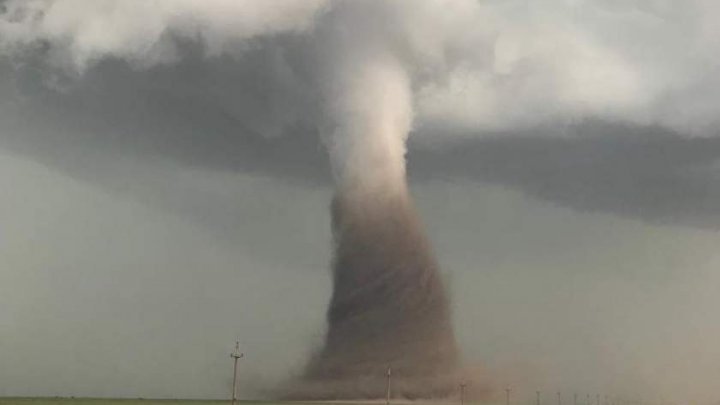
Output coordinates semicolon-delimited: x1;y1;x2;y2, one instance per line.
297;189;459;399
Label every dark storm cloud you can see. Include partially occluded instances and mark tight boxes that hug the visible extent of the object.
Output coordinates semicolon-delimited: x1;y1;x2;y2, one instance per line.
410;123;720;229
0;44;327;179
1;55;718;229
1;0;720;230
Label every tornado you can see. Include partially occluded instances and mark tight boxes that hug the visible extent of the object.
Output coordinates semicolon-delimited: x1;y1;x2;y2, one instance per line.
299;189;460;398
292;1;461;397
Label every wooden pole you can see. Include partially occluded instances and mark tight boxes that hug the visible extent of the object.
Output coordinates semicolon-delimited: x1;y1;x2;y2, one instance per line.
386;366;392;405
230;341;243;405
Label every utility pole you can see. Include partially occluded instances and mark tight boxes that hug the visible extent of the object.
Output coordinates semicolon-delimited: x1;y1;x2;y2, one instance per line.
460;382;467;405
386;365;392;405
587;394;591;405
574;393;578;405
230;341;243;405
597;394;600;405
558;392;562;405
505;387;511;405
537;391;541;405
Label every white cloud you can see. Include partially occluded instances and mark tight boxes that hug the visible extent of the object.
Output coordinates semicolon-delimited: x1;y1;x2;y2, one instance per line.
0;0;327;69
2;0;720;135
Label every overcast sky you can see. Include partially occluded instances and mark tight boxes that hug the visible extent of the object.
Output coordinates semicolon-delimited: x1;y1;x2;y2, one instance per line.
1;0;720;403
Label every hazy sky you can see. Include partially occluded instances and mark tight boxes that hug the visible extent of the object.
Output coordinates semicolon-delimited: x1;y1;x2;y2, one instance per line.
1;0;720;403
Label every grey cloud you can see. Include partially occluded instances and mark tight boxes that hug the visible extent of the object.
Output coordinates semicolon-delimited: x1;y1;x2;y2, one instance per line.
4;0;720;135
410;122;720;229
0;51;327;178
2;56;719;230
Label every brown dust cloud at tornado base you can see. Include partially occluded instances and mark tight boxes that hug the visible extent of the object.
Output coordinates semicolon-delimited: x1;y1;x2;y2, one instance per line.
286;189;462;399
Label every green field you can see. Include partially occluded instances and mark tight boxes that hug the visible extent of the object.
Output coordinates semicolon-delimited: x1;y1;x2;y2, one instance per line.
0;399;462;405
0;398;486;405
0;400;301;405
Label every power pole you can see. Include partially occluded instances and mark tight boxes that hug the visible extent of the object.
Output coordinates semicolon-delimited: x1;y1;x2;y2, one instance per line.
537;391;541;405
386;366;392;405
505;387;511;405
558;392;562;405
597;394;600;405
460;382;467;405
574;393;578;405
230;341;244;405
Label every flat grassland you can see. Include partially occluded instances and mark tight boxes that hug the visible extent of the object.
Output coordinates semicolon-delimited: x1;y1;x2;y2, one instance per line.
0;399;427;405
0;399;303;405
0;399;466;405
